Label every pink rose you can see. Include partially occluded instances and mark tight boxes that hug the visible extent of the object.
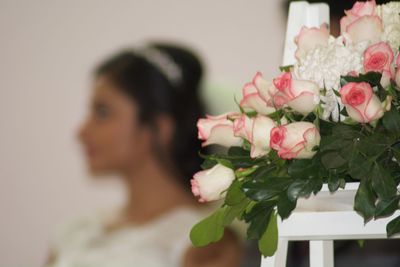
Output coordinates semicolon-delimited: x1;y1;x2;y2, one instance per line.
364;42;394;73
272;72;320;114
340;82;384;123
191;164;235;202
240;72;276;115
364;42;395;87
295;24;330;60
270;122;320;159
197;113;243;147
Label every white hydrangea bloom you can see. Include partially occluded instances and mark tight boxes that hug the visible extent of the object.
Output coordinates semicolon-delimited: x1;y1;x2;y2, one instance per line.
293;36;367;121
376;2;400;52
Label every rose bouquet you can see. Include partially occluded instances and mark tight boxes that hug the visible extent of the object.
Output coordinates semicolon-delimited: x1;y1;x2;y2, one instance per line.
190;0;400;257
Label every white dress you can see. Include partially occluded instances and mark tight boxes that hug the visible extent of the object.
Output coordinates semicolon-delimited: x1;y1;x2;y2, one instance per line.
48;207;206;267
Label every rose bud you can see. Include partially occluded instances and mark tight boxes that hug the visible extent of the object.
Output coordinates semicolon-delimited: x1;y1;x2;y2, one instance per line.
197;113;243;147
191;164;235;202
270;122;320;159
340;82;384;123
240;72;276;115
272;72;320;115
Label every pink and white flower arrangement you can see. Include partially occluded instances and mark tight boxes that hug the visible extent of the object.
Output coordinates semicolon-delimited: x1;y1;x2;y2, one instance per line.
191;1;400;258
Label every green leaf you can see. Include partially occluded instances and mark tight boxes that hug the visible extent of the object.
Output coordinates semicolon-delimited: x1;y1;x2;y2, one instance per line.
354;178;376;223
321;151;347;169
277;192;297;219
319;136;352;152
328;173;346;193
382;107;400;136
288;159;319;180
375;196;400;219
357;133;393;157
244;202;275;239
228;146;249;157
245;164;275;179
371;163;397;201
258;211;278;257
279;65;293;72
217;159;234;169
201;158;218;169
287;177;323;202
348;154;372;180
371;163;397;200
225;180;246;206
242;177;293;202
190;207;227;247
223;199;252;225
387;215;400;237
341;72;382;86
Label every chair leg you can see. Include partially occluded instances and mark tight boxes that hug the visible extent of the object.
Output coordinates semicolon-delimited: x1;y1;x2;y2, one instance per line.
309;240;334;267
260;238;289;267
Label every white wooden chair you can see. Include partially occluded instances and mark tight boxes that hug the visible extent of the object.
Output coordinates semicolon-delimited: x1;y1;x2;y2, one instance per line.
261;2;400;266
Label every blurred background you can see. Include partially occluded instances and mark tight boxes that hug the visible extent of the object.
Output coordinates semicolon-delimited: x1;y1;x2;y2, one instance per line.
0;1;286;266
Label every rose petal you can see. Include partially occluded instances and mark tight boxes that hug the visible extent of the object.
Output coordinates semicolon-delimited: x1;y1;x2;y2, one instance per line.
346;15;383;44
295;24;330;59
346;0;376;17
202;124;243;147
250;116;275;158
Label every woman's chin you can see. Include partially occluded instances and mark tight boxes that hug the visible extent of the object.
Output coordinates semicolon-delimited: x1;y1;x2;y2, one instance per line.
86;161;112;176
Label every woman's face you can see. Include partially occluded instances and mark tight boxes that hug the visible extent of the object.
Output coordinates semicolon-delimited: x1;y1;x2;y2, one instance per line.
78;76;150;175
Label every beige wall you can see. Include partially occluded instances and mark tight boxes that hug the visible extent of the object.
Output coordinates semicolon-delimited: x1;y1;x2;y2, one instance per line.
0;1;285;266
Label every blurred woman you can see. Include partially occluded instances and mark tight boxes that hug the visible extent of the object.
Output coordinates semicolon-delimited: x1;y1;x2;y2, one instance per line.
46;43;242;267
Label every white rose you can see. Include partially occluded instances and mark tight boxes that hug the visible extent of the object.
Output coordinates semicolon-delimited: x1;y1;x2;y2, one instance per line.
270;122;321;159
191;164;235;202
250;115;276;158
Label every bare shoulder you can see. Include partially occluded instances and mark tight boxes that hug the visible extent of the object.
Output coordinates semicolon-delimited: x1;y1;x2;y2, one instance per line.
182;229;243;267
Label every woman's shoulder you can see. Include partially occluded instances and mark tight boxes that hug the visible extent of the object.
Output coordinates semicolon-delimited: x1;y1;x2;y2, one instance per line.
50;210;113;250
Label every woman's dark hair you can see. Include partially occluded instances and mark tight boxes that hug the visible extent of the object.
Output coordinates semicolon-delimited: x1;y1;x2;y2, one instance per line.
95;43;205;189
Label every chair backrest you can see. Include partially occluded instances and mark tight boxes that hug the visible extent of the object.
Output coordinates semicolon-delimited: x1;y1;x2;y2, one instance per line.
282;1;330;66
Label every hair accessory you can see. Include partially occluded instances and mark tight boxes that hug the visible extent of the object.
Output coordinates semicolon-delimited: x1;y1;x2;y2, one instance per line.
140;47;183;87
